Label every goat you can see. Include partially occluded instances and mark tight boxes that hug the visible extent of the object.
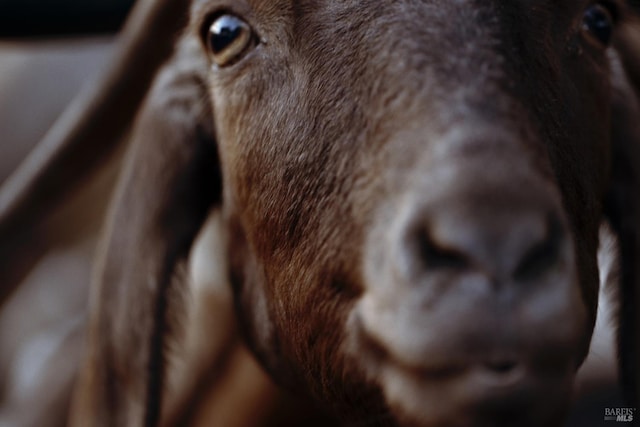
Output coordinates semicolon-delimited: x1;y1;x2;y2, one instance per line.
1;0;640;426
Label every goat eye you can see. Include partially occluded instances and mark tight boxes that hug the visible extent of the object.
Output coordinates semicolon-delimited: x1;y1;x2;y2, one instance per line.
206;14;254;66
582;3;615;46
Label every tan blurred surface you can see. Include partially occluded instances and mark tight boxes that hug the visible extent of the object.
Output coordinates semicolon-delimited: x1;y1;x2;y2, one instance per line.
0;38;115;427
0;39;114;183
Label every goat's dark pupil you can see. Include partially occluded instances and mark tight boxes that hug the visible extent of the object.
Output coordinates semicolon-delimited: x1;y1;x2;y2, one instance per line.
210;17;243;53
583;5;613;45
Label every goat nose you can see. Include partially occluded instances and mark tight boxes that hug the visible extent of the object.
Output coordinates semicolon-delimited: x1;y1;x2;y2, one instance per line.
407;201;567;282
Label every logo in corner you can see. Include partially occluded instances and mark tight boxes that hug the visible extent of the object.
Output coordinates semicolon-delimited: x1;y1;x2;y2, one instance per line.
604;407;636;423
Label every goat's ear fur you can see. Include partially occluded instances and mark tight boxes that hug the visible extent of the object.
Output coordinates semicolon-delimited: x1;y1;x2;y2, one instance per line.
607;13;640;408
70;39;219;427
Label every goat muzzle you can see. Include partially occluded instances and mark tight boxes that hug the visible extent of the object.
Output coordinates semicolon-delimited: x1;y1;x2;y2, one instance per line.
345;135;589;426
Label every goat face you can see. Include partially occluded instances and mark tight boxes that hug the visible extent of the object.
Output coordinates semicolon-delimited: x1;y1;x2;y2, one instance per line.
195;0;616;425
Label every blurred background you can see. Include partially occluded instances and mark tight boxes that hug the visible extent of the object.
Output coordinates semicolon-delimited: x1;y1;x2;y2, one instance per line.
0;1;628;426
0;2;131;425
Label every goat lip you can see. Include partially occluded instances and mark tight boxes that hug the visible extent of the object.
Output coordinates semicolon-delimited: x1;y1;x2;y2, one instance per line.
391;355;573;394
350;308;524;381
376;359;572;427
395;360;534;393
459;367;536;400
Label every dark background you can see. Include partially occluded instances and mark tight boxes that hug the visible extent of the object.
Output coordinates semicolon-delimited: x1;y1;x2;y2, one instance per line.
0;0;135;37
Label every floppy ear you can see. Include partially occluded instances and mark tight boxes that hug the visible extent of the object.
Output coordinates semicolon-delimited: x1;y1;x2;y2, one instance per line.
69;38;221;427
0;0;192;308
606;13;640;409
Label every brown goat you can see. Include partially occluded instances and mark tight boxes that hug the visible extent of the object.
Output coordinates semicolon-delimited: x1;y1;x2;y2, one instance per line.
1;0;640;426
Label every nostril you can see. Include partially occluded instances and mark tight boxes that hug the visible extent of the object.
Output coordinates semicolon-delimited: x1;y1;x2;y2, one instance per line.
418;227;470;271
513;215;564;282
